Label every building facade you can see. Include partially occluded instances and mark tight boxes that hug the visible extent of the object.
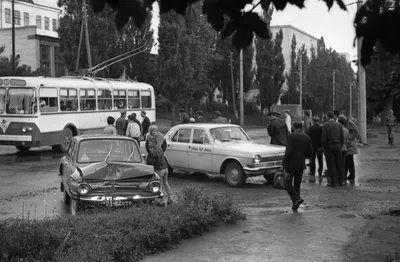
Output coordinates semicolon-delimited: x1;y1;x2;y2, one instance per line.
0;0;63;76
270;25;320;76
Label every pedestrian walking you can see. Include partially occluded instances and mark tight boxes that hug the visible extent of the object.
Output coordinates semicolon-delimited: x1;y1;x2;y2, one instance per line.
116;110;128;136
308;116;323;176
126;114;141;145
267;112;289;146
321;111;344;187
145;125;167;153
338;116;349;184
210;111;229;124
386;109;397;145
303;110;312;134
345;117;359;180
282;122;313;211
103;116;117;135
141;110;151;139
283;110;292;133
146;136;171;207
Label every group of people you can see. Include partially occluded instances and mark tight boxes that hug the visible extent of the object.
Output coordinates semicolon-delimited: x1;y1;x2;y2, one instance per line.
178;108;229;124
267;109;361;211
102;110;151;144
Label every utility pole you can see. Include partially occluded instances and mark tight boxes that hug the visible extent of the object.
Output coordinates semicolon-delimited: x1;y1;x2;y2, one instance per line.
333;69;336;110
239;49;244;126
299;54;302;108
75;21;84;72
230;52;238;119
83;0;92;68
357;0;368;144
11;0;16;75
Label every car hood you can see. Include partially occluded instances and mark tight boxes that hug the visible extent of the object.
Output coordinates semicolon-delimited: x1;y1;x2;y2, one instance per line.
217;141;286;155
78;162;155;181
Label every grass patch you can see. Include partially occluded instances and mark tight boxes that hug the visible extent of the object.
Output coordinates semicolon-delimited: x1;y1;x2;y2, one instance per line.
0;186;246;261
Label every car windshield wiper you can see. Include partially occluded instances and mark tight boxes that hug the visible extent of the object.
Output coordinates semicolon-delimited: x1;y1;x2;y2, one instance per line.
104;144;113;162
127;146;135;162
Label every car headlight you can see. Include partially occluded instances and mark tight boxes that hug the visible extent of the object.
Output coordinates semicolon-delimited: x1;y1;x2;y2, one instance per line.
148;181;160;193
77;183;91;195
253;154;262;165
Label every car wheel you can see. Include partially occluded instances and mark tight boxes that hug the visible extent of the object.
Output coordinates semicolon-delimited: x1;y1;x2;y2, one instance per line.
224;162;246;187
59;127;73;153
63;186;70;204
15;146;31;153
263;174;274;184
70;198;80;215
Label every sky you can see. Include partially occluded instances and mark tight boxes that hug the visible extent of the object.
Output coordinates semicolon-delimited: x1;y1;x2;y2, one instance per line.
36;0;359;60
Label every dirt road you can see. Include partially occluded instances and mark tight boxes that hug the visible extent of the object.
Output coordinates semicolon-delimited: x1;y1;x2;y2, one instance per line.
0;126;399;261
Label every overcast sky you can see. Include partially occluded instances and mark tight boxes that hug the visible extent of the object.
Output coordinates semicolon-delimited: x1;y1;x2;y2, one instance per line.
37;0;359;60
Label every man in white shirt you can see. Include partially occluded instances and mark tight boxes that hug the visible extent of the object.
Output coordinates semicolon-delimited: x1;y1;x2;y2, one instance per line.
283;110;292;134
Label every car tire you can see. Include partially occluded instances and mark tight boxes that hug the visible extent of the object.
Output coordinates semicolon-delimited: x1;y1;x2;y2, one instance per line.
58;127;73;153
263;174;274;184
224;162;246;187
15;146;31;153
70;198;80;215
63;186;70;204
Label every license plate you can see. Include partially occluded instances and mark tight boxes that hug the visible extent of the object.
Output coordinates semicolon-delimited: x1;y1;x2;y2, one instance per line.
104;198;132;207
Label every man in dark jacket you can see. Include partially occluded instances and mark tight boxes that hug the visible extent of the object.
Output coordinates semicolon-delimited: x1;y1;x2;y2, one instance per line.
116;110;127;136
141;110;150;138
210;110;229;124
179;109;191;124
267;112;288;146
196;110;207;123
308;116;324;176
321;111;344;187
283;121;313;211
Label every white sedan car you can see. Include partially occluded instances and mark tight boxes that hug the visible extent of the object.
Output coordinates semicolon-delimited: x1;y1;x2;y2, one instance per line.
162;123;285;187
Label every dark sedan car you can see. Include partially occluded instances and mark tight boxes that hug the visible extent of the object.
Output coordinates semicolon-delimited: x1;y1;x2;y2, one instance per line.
59;134;161;215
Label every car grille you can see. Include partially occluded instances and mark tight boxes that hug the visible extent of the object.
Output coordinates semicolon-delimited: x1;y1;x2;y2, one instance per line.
259;160;282;168
261;155;283;162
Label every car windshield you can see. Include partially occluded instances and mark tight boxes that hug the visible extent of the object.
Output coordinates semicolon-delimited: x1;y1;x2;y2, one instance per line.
77;139;142;164
210;126;250;142
6;88;37;115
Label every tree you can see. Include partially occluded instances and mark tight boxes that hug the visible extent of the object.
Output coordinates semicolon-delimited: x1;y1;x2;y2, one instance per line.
282;34;300;104
256;18;285;113
156;3;215;124
90;0;347;55
57;0;154;81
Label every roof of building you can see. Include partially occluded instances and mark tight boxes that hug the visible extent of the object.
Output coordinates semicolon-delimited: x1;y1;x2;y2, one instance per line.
271;25;319;41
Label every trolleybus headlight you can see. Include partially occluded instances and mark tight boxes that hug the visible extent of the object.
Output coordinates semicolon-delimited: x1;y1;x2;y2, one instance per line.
77;183;91;195
21;126;33;133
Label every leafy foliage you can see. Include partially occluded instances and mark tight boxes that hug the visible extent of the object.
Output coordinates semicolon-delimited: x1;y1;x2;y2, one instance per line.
0;186;246;261
282;34;300;104
0;45;41;76
89;0;346;52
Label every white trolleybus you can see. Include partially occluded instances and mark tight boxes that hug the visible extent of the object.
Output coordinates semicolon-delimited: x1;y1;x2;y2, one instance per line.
0;76;156;153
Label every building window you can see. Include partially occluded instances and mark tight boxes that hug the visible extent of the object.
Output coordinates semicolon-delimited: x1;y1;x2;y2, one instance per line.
52;18;57;31
54;47;64;77
5;8;11;24
14;11;21;25
36;15;42;29
24;12;29;26
40;45;50;75
44;17;50;30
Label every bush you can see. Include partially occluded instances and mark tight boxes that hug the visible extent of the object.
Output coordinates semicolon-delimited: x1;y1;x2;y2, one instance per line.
0;186;246;262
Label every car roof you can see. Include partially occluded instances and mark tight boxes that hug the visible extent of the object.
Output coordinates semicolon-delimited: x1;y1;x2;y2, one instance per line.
172;123;239;129
73;134;134;142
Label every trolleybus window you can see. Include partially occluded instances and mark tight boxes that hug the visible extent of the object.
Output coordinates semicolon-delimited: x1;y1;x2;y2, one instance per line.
128;90;140;109
60;88;78;111
114;90;126;109
39;87;58;113
141;90;152;109
0;88;5;114
80;89;96;111
98;89;112;110
6;88;37;115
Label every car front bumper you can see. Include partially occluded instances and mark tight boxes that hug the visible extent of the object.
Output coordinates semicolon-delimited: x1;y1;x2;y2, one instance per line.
72;194;162;207
243;164;282;176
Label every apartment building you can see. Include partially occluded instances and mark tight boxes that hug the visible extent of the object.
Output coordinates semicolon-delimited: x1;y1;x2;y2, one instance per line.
0;0;63;76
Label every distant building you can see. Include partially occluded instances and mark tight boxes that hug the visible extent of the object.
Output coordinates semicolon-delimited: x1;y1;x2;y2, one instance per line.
0;0;63;76
270;25;319;76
